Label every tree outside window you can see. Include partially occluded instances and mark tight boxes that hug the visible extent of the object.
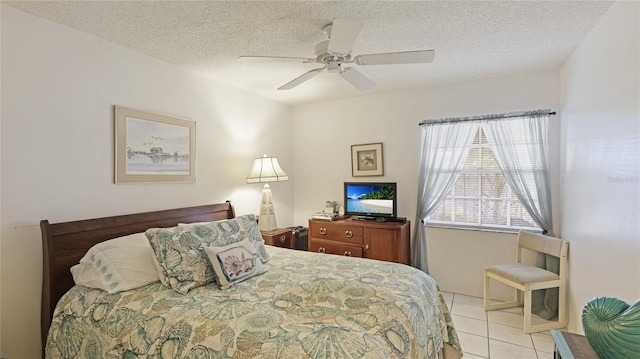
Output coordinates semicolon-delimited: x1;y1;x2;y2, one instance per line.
428;129;539;230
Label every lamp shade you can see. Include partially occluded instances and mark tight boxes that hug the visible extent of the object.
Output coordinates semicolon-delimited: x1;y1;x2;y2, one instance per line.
246;155;288;183
246;155;288;231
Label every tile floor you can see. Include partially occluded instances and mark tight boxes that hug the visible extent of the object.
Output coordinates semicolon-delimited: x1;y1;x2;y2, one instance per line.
443;292;561;358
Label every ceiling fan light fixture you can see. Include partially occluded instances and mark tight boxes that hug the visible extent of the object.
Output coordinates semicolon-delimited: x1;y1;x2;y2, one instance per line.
327;62;341;73
238;18;435;91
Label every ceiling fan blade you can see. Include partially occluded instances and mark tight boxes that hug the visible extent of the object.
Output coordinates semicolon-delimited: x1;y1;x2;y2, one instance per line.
353;50;436;65
238;55;315;63
278;68;324;90
340;67;376;91
327;18;363;55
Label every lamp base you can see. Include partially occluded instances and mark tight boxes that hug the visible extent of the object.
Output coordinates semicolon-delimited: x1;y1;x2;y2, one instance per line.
258;184;277;231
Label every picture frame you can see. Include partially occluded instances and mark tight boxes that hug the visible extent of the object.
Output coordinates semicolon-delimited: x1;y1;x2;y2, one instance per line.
114;106;196;183
351;142;384;177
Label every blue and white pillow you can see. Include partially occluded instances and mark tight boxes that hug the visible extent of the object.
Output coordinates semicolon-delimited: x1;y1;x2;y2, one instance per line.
145;225;216;294
178;214;270;263
70;232;159;294
147;214;270;294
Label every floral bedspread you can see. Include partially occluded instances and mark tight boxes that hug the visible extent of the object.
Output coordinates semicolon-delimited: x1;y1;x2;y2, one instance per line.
46;246;462;359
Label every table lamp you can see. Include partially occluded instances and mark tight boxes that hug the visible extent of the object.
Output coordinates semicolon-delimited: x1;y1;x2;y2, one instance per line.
246;154;288;231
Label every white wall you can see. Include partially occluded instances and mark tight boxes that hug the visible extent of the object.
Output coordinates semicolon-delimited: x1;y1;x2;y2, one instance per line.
3;3;636;357
0;5;293;358
292;70;561;297
0;7;3;349
560;0;640;334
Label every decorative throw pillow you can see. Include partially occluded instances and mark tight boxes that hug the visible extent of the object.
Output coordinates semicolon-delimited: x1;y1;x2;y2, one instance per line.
70;232;159;294
203;236;267;289
145;225;217;294
179;214;270;263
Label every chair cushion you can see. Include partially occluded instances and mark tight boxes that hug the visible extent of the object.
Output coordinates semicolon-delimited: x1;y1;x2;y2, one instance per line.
486;263;559;284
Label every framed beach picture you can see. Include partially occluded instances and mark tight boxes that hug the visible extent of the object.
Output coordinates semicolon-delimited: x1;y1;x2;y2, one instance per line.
351;142;383;177
114;106;196;183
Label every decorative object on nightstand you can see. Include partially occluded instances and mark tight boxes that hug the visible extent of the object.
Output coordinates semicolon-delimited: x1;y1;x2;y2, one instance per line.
246;154;288;231
581;296;640;359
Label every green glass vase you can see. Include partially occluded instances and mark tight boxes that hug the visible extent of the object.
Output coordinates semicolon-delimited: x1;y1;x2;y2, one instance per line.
582;296;640;359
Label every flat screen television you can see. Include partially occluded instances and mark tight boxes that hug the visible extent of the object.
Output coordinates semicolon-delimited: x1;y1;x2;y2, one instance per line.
344;182;397;219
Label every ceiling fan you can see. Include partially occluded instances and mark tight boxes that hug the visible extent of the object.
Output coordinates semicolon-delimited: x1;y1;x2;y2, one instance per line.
238;18;436;91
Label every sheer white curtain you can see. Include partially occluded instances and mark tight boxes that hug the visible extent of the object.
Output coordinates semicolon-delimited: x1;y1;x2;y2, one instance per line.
482;112;553;234
482;111;557;319
413;121;479;272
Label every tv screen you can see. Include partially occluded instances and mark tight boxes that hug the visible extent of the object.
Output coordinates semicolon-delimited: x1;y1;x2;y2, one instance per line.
344;182;397;218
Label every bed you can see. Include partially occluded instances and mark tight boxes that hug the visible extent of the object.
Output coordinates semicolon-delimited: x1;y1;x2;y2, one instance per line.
41;202;462;359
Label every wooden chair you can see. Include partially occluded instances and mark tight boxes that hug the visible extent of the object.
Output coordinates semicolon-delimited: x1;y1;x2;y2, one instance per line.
484;231;568;333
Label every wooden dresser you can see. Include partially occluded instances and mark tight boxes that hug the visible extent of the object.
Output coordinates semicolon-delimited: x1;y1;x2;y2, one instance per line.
308;218;410;265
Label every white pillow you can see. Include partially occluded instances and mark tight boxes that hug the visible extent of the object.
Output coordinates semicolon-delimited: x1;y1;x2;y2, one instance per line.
71;232;159;293
203;237;267;290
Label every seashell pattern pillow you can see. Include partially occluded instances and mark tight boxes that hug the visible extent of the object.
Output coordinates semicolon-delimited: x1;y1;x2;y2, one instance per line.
178;214;270;264
146;225;216;294
146;214;269;294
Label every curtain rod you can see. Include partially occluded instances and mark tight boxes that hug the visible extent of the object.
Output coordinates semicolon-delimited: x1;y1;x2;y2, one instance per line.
419;110;556;126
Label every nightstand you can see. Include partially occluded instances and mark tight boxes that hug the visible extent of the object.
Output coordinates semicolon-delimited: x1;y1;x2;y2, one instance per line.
551;330;598;359
260;228;293;249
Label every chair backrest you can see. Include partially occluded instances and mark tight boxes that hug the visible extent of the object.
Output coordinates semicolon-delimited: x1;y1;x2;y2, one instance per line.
518;231;566;257
516;231;569;280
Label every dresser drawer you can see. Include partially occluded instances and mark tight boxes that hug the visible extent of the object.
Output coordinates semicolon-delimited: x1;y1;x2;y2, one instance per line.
309;221;363;245
309;239;363;258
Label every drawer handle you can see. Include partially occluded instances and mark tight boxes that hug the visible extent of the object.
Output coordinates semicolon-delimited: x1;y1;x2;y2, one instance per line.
317;247;326;254
319;228;327;235
344;230;353;238
365;244;369;250
343;251;352;257
279;235;286;243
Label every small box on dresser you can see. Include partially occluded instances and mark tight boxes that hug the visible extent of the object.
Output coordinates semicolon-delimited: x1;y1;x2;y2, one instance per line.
308;218;410;264
260;228;293;249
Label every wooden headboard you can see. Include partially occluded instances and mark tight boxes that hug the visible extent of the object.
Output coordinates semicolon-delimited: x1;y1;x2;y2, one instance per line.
40;201;235;348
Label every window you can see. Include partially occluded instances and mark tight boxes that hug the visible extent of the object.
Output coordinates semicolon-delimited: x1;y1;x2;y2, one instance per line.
427;128;540;231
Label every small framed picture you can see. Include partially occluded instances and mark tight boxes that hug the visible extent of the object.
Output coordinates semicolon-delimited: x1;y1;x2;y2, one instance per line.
351;142;383;177
114;106;196;183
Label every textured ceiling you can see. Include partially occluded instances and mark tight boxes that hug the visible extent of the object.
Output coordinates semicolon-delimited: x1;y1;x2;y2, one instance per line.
4;1;613;106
